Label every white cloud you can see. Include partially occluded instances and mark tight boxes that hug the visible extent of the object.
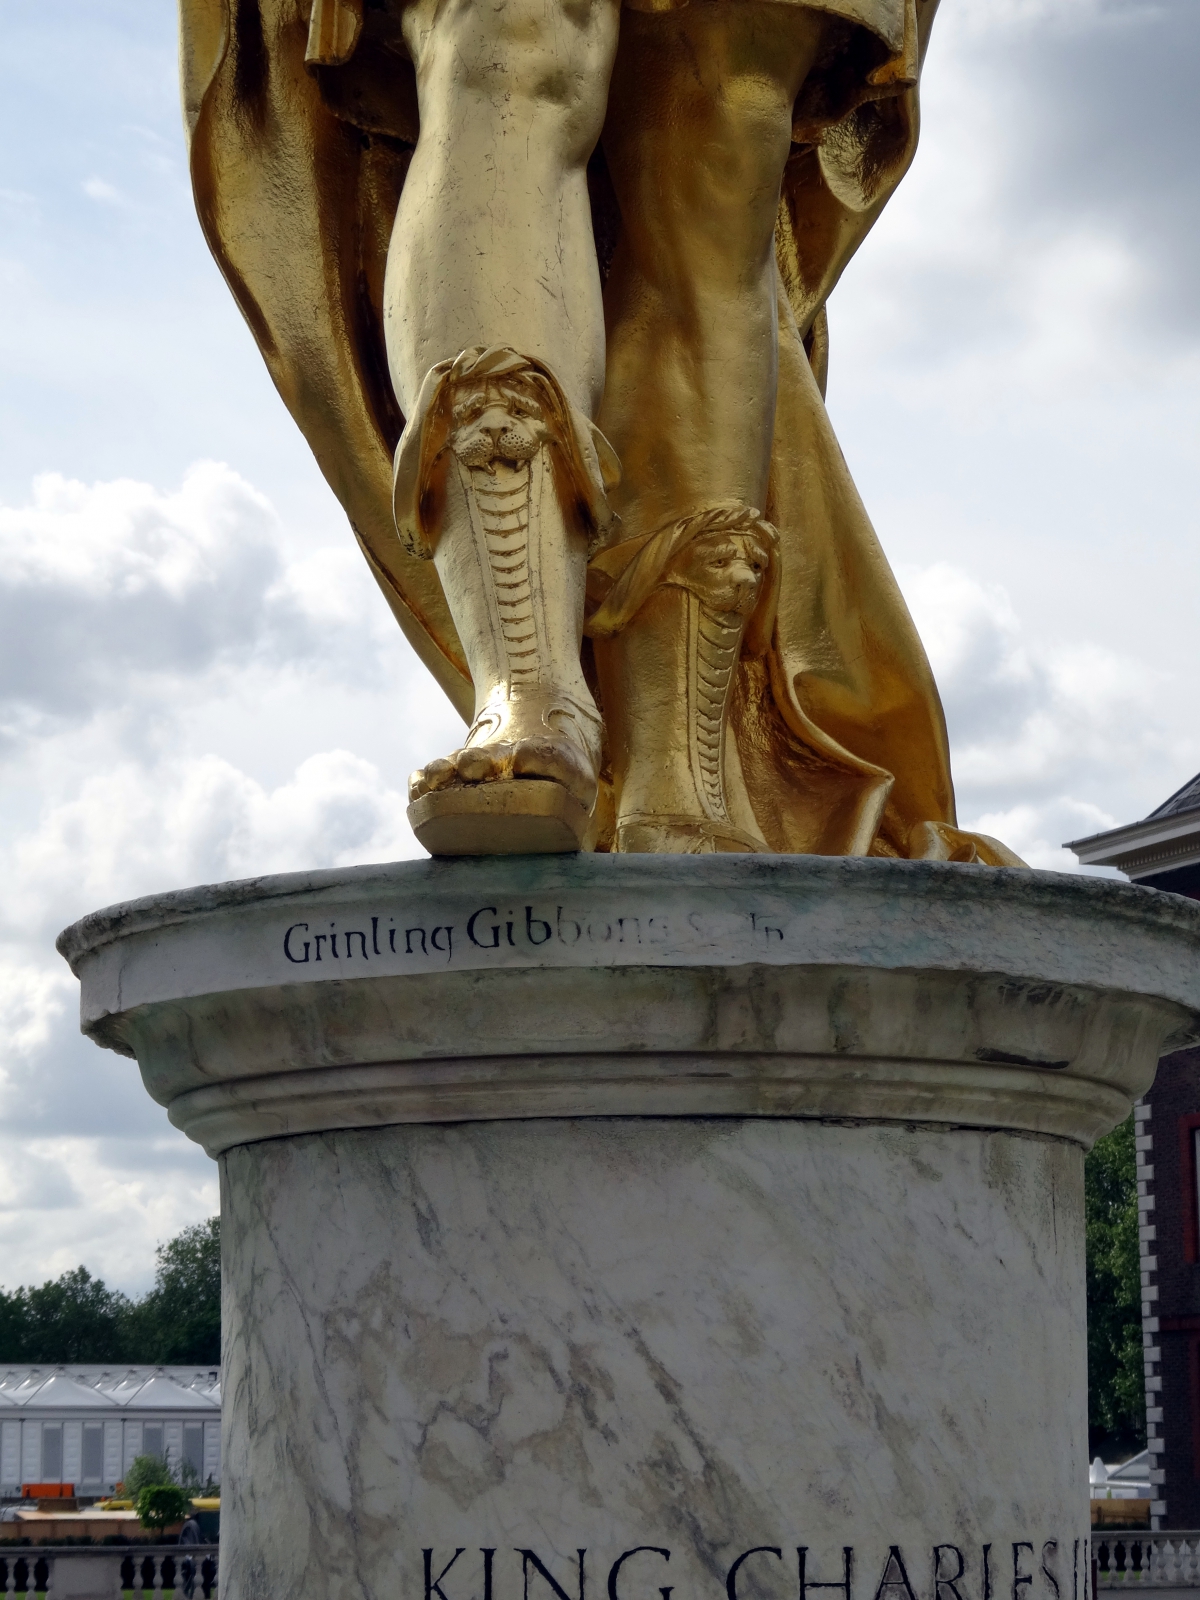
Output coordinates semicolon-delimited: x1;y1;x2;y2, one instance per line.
0;1148;84;1216
81;177;121;205
0;463;282;719
0;959;71;1066
0;1136;218;1294
0;460;460;1291
897;560;1188;868
0;461;433;753
10;749;411;930
966;801;1123;874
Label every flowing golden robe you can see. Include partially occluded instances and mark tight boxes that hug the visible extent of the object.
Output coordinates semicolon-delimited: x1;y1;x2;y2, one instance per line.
179;0;1022;864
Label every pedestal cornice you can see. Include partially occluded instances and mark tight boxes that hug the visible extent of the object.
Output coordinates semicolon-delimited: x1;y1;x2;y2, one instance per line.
57;856;1200;1155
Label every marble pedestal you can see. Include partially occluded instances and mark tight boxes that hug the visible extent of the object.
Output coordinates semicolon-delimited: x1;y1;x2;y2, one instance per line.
59;857;1200;1600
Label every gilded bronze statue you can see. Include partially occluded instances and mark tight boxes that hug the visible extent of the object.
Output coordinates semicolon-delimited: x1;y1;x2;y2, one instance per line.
180;0;1021;863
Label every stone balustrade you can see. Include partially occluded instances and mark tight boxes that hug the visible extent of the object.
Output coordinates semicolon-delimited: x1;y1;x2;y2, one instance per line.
1096;1532;1200;1589
0;1544;218;1598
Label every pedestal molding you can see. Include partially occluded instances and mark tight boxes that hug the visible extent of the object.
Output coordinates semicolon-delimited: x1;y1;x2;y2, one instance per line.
58;857;1200;1156
169;1051;1135;1156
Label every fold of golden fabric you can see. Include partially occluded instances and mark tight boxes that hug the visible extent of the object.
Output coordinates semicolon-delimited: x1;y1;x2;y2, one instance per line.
179;0;1022;864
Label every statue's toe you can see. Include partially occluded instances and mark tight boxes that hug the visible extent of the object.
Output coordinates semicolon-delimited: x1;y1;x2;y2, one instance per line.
512;737;597;809
409;758;456;802
454;744;510;783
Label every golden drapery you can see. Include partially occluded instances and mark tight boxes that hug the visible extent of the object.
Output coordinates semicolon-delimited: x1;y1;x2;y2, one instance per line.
179;0;1022;864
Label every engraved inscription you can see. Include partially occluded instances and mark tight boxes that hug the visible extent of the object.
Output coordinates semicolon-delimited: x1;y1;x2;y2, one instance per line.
415;1542;1092;1600
280;902;791;968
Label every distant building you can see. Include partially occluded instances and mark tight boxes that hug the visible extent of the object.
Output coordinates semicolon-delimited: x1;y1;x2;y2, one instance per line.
1069;772;1200;1532
1091;1450;1152;1502
1068;771;1200;897
0;1367;220;1499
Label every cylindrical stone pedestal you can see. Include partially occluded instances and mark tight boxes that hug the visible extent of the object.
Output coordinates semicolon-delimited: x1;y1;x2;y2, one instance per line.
59;858;1200;1600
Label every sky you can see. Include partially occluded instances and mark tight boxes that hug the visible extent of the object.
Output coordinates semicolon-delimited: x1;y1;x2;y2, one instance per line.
0;0;1197;1293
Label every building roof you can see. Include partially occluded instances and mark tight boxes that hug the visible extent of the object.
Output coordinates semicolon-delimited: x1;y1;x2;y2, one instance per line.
1108;1449;1151;1483
0;1367;220;1413
1146;771;1200;822
1066;769;1200;881
21;1373;120;1409
124;1374;218;1410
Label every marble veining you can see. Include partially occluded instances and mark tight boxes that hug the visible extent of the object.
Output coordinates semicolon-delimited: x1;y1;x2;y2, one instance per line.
221;1118;1086;1600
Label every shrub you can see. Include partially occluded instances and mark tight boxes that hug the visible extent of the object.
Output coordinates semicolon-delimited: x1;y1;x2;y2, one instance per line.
136;1484;191;1534
124;1454;174;1498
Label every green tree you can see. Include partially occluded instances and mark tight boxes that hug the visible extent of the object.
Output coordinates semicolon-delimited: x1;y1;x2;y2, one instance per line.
0;1268;131;1363
0;1218;220;1366
1086;1111;1145;1456
0;1285;31;1360
124;1453;175;1498
123;1218;221;1365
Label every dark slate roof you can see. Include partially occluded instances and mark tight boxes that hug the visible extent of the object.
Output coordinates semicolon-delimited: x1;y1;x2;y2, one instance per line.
1147;771;1200;821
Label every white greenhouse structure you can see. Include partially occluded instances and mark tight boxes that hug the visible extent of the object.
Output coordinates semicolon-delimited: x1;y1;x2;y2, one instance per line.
0;1367;220;1499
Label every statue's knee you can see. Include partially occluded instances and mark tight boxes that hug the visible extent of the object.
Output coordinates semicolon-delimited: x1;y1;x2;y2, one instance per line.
408;0;617;135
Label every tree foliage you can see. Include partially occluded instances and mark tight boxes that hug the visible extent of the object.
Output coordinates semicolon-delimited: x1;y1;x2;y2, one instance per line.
123;1219;221;1365
136;1483;193;1532
0;1218;220;1365
1086;1112;1145;1456
124;1453;176;1498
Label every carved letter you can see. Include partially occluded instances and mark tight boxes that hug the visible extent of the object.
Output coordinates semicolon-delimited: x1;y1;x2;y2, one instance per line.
799;1547;852;1600
468;906;501;948
406;927;427;955
727;1548;783;1600
872;1550;917;1600
617;916;641;944
557;906;582;945
345;931;369;958
518;1550;586;1600
608;1548;671;1600
283;923;310;963
372;916;381;955
431;925;454;959
425;1550;465;1600
983;1547;993;1600
933;1548;966;1600
1040;1545;1059;1600
526;906;552;946
1012;1546;1034;1600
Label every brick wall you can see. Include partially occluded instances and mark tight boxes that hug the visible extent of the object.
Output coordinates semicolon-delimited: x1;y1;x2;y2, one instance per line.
1141;1048;1200;1529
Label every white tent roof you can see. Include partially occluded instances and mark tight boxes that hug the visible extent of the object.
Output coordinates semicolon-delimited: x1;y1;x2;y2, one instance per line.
21;1372;118;1409
0;1366;221;1412
1;1374;52;1404
118;1374;219;1410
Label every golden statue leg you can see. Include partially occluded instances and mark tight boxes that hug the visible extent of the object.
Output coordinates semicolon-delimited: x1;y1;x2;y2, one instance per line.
404;352;605;853
383;0;620;855
385;0;619;417
589;503;780;854
598;2;825;540
590;3;826;852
